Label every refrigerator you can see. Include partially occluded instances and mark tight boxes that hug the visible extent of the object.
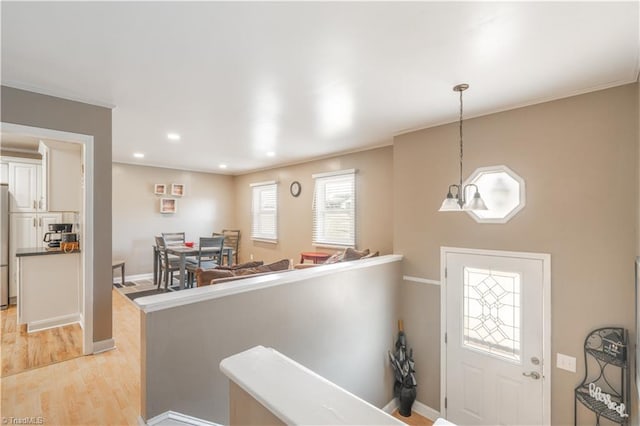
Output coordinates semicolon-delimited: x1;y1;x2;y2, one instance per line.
1;184;7;309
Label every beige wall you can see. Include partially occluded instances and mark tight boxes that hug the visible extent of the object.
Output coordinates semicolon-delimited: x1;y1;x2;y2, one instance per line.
112;163;235;275
233;146;393;264
1;86;113;343
394;83;638;424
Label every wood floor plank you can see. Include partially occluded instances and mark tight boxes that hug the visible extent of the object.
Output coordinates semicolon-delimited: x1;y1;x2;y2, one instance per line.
392;409;435;426
1;290;141;425
1;304;83;377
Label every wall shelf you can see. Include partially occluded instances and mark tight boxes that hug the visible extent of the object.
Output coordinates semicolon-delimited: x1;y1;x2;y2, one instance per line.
574;327;629;426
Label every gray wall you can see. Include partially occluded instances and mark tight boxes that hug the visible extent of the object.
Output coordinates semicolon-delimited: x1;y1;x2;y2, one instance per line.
1;86;113;343
112;163;235;275
233;146;394;264
141;257;401;423
393;83;638;425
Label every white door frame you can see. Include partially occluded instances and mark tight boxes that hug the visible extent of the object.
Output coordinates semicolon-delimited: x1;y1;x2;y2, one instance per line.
1;122;94;355
440;246;551;425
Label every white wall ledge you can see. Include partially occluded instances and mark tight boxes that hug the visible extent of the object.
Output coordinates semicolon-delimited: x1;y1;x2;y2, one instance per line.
135;254;403;313
220;345;404;425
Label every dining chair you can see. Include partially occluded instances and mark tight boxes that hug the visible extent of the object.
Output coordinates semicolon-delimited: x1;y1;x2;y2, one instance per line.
186;236;225;287
161;232;186;246
221;229;240;265
155;236;181;290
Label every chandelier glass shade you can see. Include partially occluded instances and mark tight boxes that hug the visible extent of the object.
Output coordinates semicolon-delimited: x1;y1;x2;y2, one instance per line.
439;84;488;212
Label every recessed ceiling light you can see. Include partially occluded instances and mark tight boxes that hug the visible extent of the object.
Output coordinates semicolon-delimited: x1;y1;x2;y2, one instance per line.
266;151;275;157
133;152;145;158
167;133;181;141
219;164;228;169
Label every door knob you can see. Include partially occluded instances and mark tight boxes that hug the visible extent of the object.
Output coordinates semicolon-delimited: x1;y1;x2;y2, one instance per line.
522;371;541;380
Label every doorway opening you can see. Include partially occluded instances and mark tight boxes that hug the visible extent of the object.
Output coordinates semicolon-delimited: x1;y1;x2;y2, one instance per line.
1;122;94;363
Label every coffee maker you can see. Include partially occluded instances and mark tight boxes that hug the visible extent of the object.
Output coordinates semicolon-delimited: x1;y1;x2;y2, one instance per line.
43;223;74;248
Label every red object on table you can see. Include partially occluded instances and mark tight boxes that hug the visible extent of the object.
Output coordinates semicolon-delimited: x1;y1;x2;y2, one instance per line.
184;241;194;247
300;251;331;264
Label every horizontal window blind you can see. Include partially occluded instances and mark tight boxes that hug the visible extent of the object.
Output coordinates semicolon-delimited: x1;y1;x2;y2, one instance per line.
312;170;356;247
251;182;278;241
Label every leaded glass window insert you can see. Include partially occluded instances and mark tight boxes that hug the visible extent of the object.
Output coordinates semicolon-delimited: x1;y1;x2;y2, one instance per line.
463;267;521;361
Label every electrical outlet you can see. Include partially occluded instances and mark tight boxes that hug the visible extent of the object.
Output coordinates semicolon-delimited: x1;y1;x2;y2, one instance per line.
250;253;254;261
556;353;576;372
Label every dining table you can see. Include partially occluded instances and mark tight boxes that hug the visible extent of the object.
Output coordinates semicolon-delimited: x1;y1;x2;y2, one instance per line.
153;244;234;290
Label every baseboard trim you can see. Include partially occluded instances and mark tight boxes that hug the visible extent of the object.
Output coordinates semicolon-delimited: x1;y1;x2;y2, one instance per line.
93;338;116;354
113;272;153;283
145;411;222;426
381;398;440;421
27;313;81;333
382;397;398;414
403;275;441;286
412;400;440;421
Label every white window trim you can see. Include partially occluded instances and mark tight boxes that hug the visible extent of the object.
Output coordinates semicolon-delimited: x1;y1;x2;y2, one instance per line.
250;181;278;243
312;169;357;248
463;165;526;224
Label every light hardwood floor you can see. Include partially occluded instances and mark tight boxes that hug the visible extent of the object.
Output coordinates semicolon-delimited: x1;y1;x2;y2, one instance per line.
392;409;434;426
1;305;83;377
0;290;140;425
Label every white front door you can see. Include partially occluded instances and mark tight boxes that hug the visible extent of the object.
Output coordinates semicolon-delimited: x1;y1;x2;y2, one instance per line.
442;248;550;425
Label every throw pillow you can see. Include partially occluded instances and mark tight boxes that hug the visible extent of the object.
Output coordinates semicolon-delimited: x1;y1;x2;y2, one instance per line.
343;247;370;261
195;268;233;287
361;251;379;259
257;259;291;272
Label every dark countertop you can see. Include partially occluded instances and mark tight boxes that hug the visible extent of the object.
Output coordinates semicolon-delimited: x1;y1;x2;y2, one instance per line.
16;247;81;257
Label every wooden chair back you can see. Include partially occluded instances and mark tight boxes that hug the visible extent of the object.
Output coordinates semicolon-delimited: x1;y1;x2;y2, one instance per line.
198;236;225;266
221;229;240;264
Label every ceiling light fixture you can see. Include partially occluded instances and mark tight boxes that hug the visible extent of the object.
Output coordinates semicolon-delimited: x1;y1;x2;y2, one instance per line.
167;133;181;141
439;84;488;212
219;164;227;169
266;151;275;157
133;152;145;158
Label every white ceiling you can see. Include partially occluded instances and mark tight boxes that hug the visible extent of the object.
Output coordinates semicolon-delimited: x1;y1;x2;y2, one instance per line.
2;2;638;174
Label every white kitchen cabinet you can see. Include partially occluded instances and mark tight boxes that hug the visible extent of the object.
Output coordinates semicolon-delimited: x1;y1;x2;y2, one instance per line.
17;251;80;331
8;212;62;298
8;161;45;213
39;141;81;212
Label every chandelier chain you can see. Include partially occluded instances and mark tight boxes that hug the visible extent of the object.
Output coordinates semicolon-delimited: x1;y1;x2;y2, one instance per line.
459;87;464;191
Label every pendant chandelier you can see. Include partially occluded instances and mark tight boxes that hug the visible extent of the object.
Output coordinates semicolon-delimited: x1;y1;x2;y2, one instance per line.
438;84;488;212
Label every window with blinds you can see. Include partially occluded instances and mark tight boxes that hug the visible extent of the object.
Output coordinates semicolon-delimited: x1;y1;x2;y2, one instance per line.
312;169;356;247
250;181;278;242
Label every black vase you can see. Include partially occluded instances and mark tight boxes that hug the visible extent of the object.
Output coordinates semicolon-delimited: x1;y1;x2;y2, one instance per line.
398;385;417;417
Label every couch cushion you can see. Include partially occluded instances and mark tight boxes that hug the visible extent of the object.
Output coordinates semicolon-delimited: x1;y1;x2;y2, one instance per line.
361;251;379;259
343;248;370;261
235;259;290;275
195;268;233;287
216;261;264;271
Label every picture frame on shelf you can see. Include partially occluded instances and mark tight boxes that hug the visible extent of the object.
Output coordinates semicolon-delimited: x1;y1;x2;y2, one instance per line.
171;183;185;197
154;184;166;195
160;198;177;214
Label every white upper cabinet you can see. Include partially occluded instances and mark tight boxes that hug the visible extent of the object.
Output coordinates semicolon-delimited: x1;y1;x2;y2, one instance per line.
0;162;8;184
8;161;44;213
39;141;81;212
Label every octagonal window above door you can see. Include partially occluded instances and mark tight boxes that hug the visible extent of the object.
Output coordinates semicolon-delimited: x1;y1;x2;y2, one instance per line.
464;165;525;223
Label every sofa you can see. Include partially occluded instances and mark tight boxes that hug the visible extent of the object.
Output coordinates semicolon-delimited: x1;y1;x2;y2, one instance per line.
195;259;291;287
294;247;379;269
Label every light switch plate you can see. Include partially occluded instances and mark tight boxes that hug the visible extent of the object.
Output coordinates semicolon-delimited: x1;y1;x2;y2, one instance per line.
557;353;576;372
